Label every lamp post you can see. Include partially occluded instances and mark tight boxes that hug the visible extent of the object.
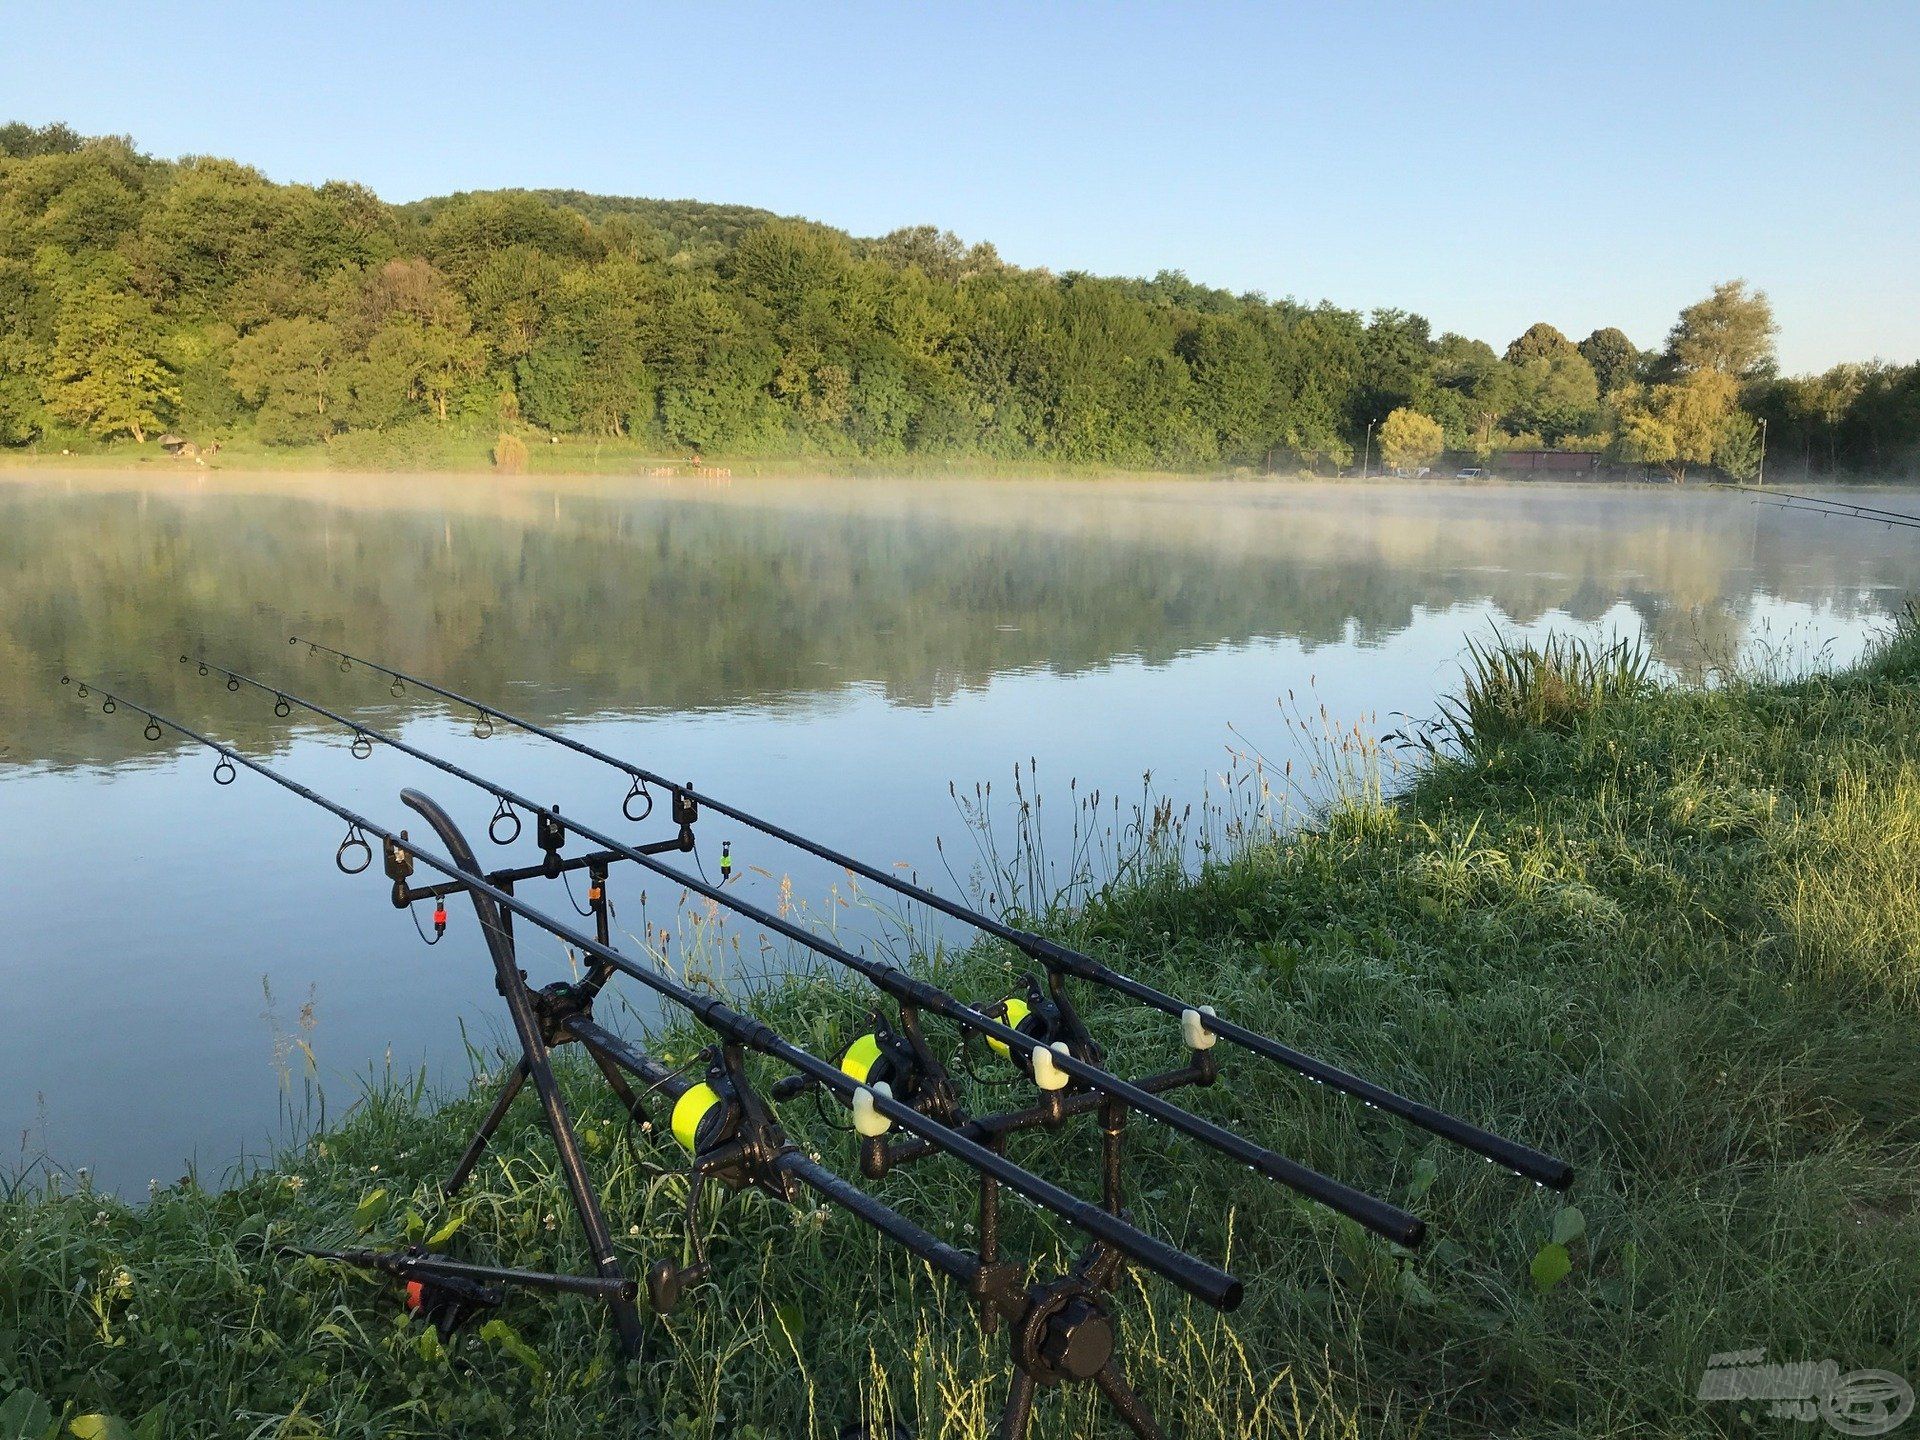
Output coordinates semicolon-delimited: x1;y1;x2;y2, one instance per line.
1757;416;1768;487
1362;419;1376;479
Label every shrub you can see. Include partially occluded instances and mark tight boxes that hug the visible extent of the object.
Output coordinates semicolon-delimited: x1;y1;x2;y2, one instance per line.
492;432;528;474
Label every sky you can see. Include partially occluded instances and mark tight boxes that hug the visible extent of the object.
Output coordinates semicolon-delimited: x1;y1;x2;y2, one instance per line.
4;0;1916;374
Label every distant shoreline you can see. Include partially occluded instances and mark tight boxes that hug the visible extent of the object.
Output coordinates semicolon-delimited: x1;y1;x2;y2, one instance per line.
0;447;1699;487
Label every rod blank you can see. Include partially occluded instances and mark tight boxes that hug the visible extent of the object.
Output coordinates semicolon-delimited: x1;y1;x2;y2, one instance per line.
65;677;1244;1312
205;655;1423;1245
287;636;1574;1192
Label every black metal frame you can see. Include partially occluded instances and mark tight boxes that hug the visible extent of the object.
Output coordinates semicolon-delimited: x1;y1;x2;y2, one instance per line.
191;652;1425;1245
288;637;1574;1193
67;677;1271;1439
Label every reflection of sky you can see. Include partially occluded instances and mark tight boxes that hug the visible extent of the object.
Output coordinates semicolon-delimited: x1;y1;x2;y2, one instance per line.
1;481;1914;1193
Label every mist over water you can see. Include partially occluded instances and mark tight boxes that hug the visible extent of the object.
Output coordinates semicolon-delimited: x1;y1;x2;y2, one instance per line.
2;468;1914;1192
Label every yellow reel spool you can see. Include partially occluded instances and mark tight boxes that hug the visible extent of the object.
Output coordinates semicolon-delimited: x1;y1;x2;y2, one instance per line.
839;1032;885;1084
671;1082;723;1153
985;997;1030;1058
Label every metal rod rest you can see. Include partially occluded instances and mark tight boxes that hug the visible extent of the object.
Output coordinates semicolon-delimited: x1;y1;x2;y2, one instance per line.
215;654;1425;1242
286;636;1573;1193
65;677;1244;1313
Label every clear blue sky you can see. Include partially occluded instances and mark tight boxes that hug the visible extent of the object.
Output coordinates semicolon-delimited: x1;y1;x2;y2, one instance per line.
6;0;1915;373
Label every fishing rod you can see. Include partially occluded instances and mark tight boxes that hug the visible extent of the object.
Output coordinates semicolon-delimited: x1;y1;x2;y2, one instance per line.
62;675;1242;1315
1717;483;1920;531
187;652;1426;1247
289;635;1574;1193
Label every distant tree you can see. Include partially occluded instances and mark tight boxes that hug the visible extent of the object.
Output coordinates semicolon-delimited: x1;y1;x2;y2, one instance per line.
870;225;970;281
424;191;596;280
1577;327;1639;396
1663;280;1777;380
1179;315;1272;459
1504;322;1577;366
1715;410;1763;482
1617;372;1738;482
0;121;88;157
1432;333;1515;451
42;278;175;442
229;316;343;443
1508;348;1600;443
1359;308;1435;420
162;322;244;437
1378;406;1444;472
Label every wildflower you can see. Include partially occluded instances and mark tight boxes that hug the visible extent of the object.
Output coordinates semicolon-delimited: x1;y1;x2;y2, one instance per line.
628;1223;641;1237
285;1175;306;1193
368;1164;379;1174
543;1213;557;1231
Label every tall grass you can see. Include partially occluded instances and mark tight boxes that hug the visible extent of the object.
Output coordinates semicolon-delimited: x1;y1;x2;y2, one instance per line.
4;625;1918;1438
1421;632;1656;761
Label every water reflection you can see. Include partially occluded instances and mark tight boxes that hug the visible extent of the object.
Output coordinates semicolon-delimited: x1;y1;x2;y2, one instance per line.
1;469;1913;1191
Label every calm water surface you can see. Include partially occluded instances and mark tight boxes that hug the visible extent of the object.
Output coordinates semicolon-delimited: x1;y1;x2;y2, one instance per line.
2;469;1913;1192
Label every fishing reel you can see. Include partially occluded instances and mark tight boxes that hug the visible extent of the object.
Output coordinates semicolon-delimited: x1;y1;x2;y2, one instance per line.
978;973;1102;1079
646;1044;794;1315
771;1007;957;1125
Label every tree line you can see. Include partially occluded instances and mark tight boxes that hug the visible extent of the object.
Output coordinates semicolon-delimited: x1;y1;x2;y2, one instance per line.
2;121;1913;479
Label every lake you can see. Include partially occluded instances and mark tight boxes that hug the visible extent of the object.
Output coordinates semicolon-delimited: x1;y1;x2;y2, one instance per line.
2;468;1913;1194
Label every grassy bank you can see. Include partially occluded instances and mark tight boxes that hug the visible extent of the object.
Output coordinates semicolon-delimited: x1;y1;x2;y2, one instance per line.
4;630;1919;1439
0;436;1262;484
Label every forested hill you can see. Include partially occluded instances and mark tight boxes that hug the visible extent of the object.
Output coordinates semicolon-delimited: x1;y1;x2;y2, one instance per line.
0;121;1911;476
391;190;788;266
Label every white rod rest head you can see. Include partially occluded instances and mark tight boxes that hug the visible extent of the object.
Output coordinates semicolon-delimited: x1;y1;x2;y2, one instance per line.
1031;1043;1069;1091
1181;1006;1218;1051
853;1081;894;1137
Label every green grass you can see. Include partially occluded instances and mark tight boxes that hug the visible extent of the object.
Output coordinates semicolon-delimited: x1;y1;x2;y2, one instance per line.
5;625;1919;1438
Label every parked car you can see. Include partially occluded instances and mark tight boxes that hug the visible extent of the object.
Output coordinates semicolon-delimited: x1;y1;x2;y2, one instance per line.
1456;467;1487;479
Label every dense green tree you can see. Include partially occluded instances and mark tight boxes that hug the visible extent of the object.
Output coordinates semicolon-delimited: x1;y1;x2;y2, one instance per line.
0;121;88;158
42;275;175;441
1357;309;1435;423
1508;347;1601;443
229;317;343;443
1378;406;1444;471
1715;409;1763;482
1617;372;1738;482
1504;321;1578;366
1577;327;1639;396
1;125;1910;478
1663;279;1777;380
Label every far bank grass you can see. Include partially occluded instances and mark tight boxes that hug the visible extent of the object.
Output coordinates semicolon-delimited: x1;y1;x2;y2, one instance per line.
0;434;1259;484
4;630;1918;1438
